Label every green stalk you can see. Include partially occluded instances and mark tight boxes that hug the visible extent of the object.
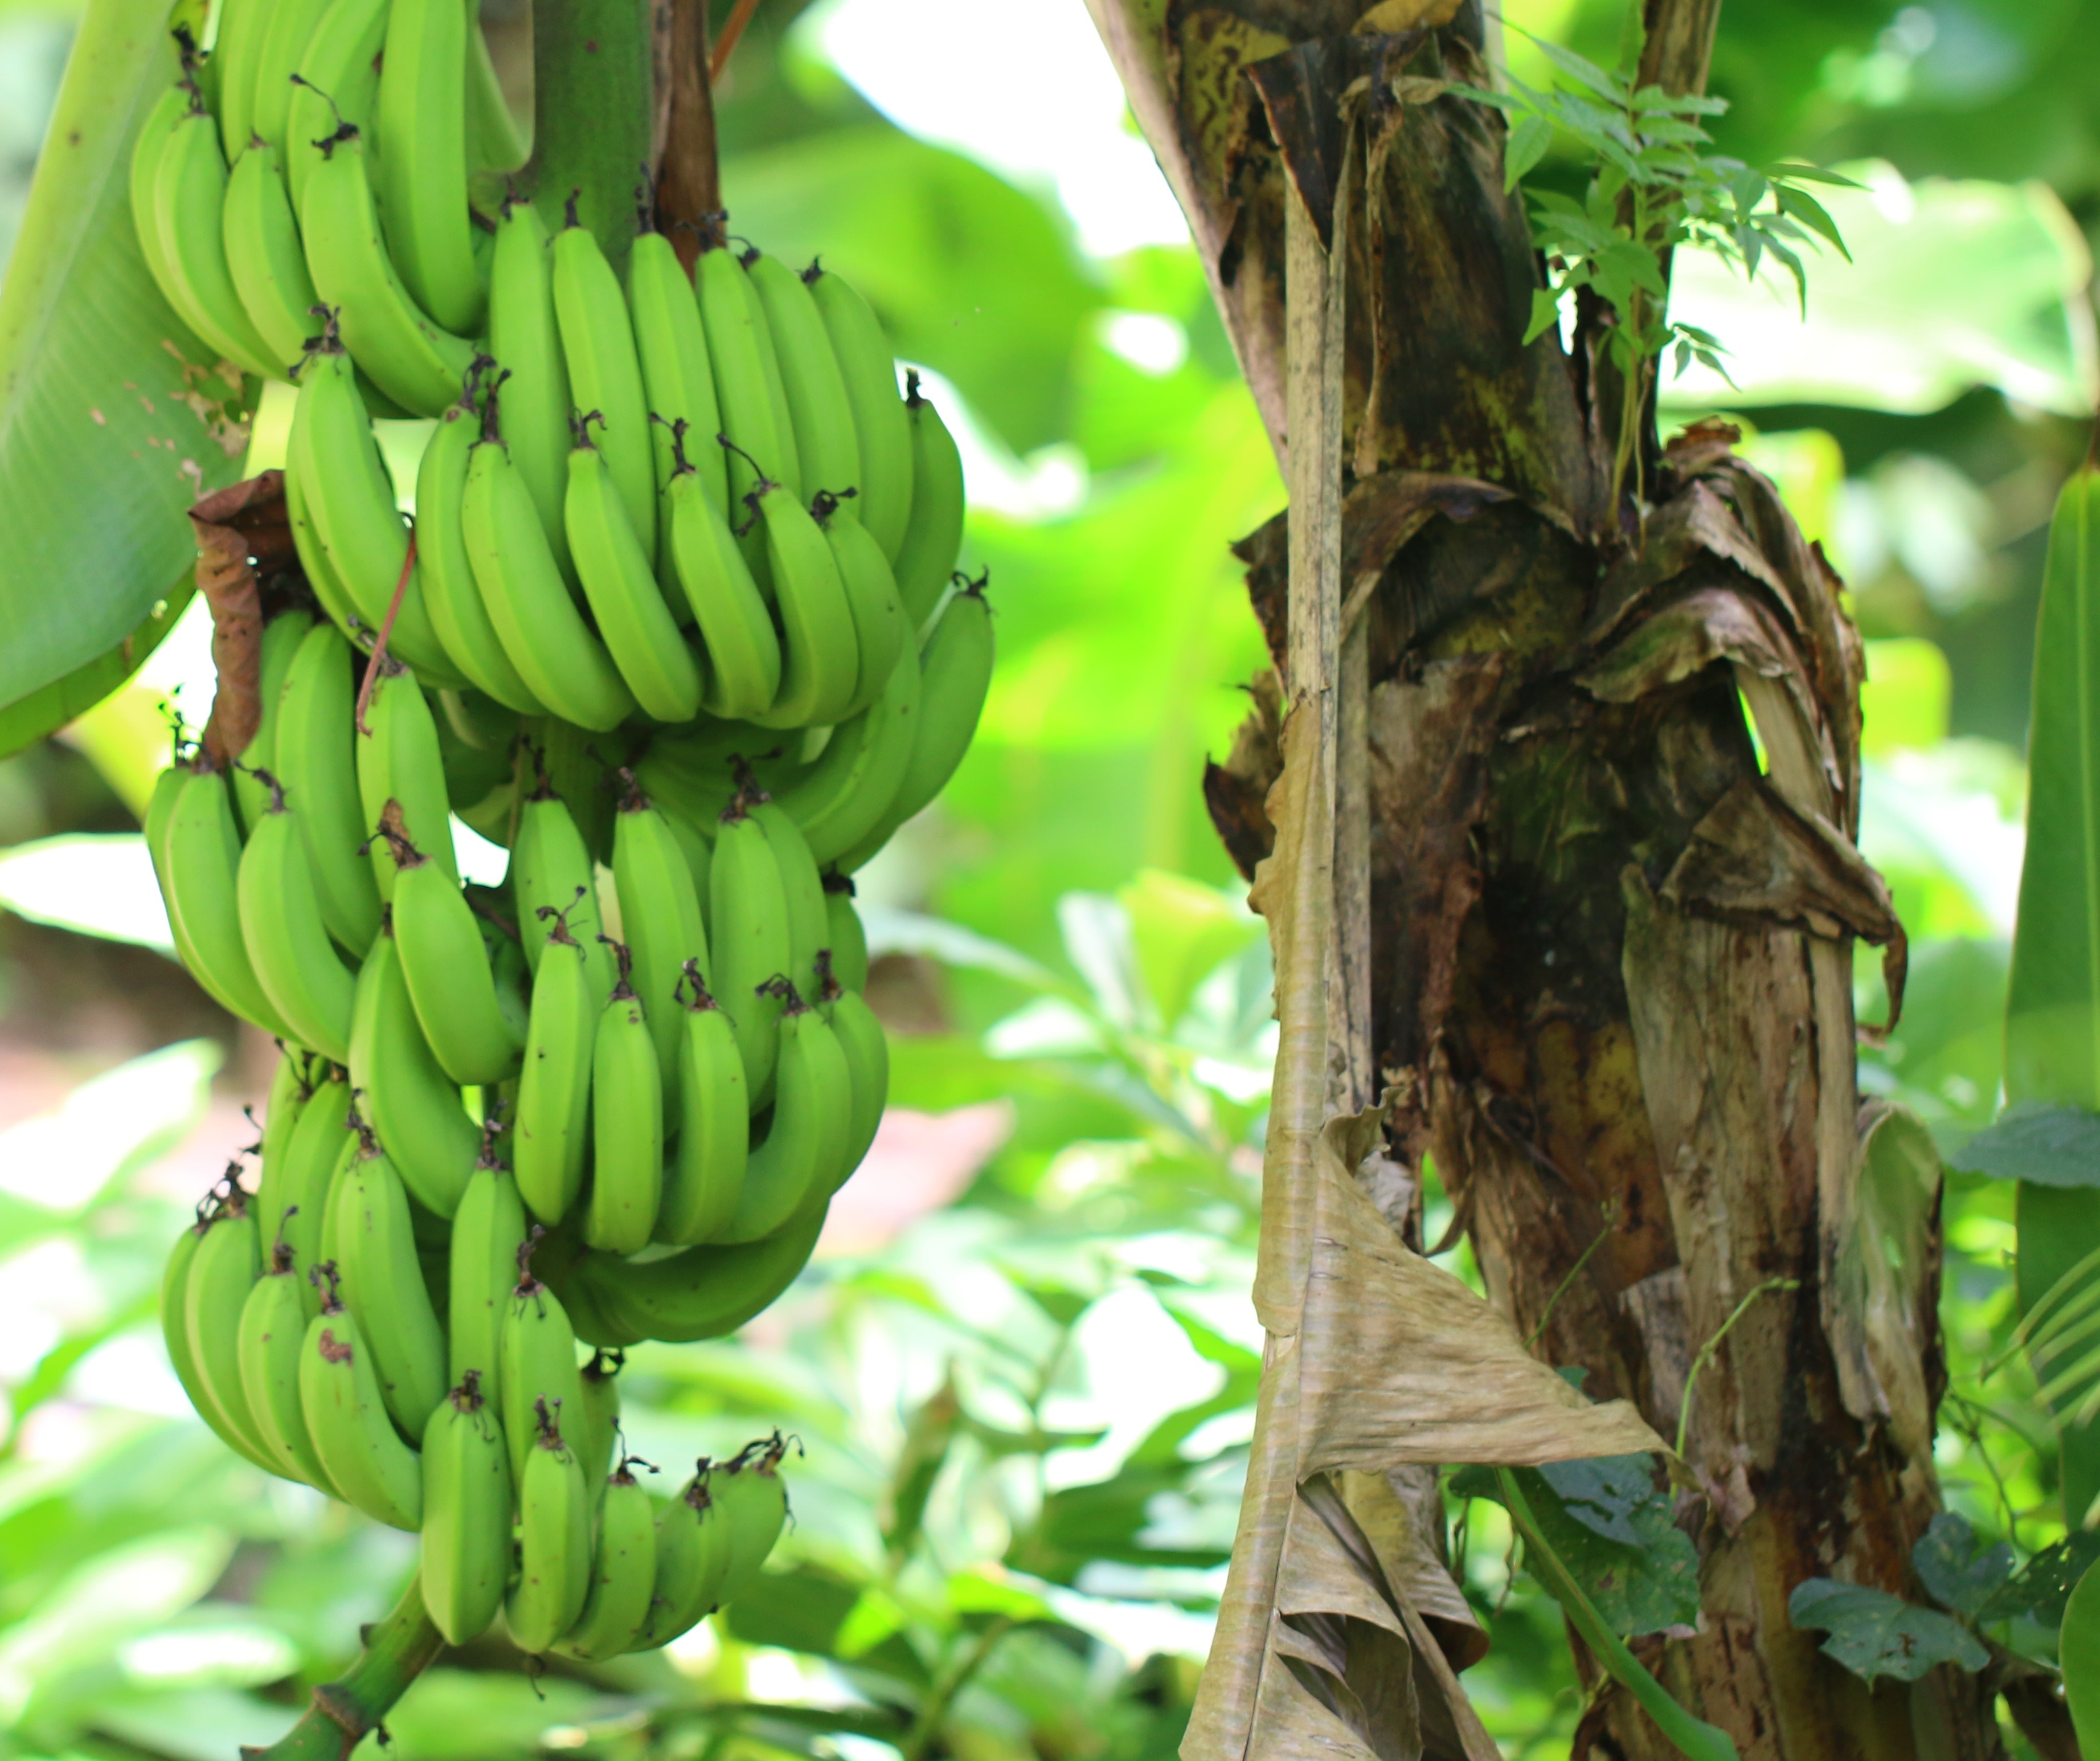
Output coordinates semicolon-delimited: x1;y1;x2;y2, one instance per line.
528;0;655;262
243;1572;444;1761
1496;1470;1738;1761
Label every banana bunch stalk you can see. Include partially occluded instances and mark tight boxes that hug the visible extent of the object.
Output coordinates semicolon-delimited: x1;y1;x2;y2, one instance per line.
136;0;1002;1656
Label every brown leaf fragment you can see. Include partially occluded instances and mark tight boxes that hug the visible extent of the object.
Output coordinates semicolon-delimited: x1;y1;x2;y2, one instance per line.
1205;669;1287;879
1660;418;1741;477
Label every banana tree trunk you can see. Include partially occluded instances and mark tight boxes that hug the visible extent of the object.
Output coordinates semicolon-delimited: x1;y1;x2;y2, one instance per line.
1082;2;2002;1755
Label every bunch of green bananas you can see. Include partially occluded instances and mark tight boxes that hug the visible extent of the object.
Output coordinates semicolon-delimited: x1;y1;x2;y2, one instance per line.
133;0;998;1657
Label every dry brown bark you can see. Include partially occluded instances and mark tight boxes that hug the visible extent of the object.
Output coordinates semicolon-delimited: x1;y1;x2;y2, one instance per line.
1083;2;2001;1756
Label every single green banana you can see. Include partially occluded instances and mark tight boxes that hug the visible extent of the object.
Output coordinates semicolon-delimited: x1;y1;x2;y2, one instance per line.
231;609;318;835
712;1433;793;1606
658;959;748;1247
837;579;994;871
376;0;487;335
716;983;849;1244
566;416;703;721
501;1241;584;1486
507;1398;593;1654
183;1182;273;1461
289;334;468;683
255;1049;313;1236
820;954;889;1187
817;496;908;720
807;264;912;559
381;803;526;1085
740;255;801;502
821;873;868;993
514;905;597;1227
552;201;655;555
300;1266;424;1529
331;1123;448;1440
238;774;359;1061
299;128;478;416
706;794;791;1106
418;371;550;714
465;17;526;174
447;1149;527;1406
742;477;859;731
567;1195;828;1345
628;229;724;579
238;1240;337;1492
211;0;268;161
248;0;330;156
149;99;275;377
348;926;481;1217
695;241;795;579
769;632;919;865
317;1126;359;1273
354;662;459;901
162;761;299;1040
664;437;783;721
486;199;575;575
283;463;371;657
637;1463;731;1647
559;1456;656;1659
285;0;387;214
462;414;638;732
223;140;324;379
746;251;859;510
611;776;713;1127
420;1371;515;1645
273;621;384;954
130;81;196;346
267;1066;353;1314
163;1194;281;1469
512;776;613;993
574;1348;622;1490
750;798;828;1006
586;949;664;1256
893;373;967;626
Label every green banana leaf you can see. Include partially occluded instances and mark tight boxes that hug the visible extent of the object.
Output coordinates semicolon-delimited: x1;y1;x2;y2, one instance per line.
2005;455;2100;1529
2068;1559;2100;1752
0;0;248;721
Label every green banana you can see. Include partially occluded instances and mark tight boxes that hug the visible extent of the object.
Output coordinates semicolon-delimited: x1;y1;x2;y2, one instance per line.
807;264;912;559
146;100;274;378
284;462;370;649
658;959;748;1247
238;774;359;1062
751;798;829;1006
255;1049;313;1236
746;251;859;509
273;620;383;954
317;1126;359;1273
512;776;613;994
633;726;742;845
894;374;967;627
637;1464;730;1647
717;982;850;1244
376;0;488;335
267;1066;353;1314
239;1240;337;1492
501;1239;584;1487
183;1180;272;1460
130;82;195;350
611;776;713;1127
838;578;994;871
162;760;299;1040
770;633;920;865
163;1192;280;1469
284;0;387;213
418;371;550;714
574;1348;622;1491
299;128;478;416
223;140;323;378
707;794;791;1105
514;903;597;1227
628;227;724;545
567;1195;829;1345
288;334;467;683
486;199;575;575
820;954;889;1187
695;240;795;584
348;926;481;1217
822;873;867;992
382;805;526;1086
566;415;703;721
462;411;638;732
559;1456;657;1659
301;1265;424;1529
507;1398;593;1654
211;0;268;161
420;1371;515;1645
663;432;783;721
354;662;459;901
552;200;656;555
586;946;664;1256
742;255;803;502
741;475;859;730
331;1123;448;1440
248;0;329;156
231;609;318;836
712;1433;793;1606
465;17;526;174
818;496;908;720
447;1148;527;1405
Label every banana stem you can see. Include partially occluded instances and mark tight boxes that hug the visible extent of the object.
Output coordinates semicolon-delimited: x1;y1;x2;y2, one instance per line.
242;1572;443;1761
528;0;656;260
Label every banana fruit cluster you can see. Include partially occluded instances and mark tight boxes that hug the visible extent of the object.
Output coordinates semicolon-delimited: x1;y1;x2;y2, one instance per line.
134;0;997;1656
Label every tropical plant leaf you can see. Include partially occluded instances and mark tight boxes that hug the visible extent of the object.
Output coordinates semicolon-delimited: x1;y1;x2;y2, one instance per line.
1910;1513;2013;1618
1787;1579;1988;1683
0;582;193;761
1976;1530;2100;1627
0;0;253;714
1946;1101;2100;1187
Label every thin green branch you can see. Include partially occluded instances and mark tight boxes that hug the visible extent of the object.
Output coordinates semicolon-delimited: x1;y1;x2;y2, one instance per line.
1676;1277;1799;1461
243;1572;443;1761
1525;1200;1618;1350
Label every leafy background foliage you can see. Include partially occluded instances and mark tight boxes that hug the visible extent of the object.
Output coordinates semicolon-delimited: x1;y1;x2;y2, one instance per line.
0;0;2096;1755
